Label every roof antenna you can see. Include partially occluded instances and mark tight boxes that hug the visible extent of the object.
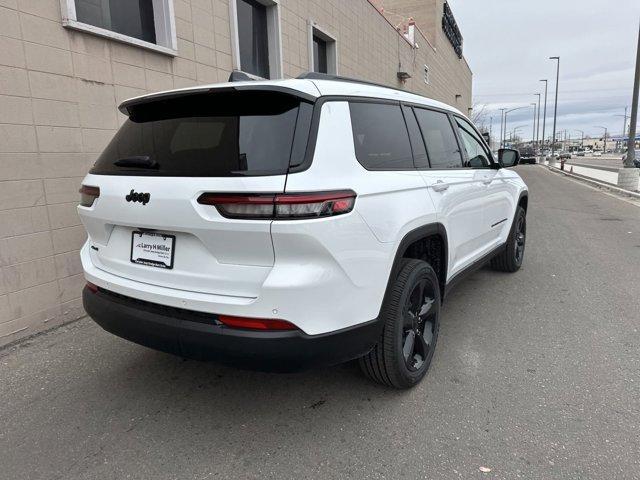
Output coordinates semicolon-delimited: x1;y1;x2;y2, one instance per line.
228;70;260;82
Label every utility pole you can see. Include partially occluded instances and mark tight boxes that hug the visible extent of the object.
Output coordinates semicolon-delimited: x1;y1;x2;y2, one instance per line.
549;57;560;165
540;79;549;159
595;126;608;153
574;130;584;149
619;20;640;191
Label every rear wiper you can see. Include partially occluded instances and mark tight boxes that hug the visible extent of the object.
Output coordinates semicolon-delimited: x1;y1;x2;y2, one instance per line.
114;156;159;169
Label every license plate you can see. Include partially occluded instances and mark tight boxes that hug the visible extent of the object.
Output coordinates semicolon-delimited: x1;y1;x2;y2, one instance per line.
130;231;175;269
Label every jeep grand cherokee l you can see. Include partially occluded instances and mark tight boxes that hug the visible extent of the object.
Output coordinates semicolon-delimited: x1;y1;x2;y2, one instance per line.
79;73;528;389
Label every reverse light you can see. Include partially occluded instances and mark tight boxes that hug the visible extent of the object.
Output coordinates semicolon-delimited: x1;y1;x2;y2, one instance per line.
79;185;100;207
197;190;356;220
218;315;298;331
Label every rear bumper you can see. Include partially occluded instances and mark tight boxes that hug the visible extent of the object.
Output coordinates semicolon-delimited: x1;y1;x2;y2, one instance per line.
83;286;383;372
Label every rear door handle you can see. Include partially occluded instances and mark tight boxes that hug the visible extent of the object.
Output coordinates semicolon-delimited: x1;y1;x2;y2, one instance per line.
432;181;449;192
482;177;492;185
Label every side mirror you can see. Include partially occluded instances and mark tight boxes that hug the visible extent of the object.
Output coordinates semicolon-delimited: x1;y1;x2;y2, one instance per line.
499;148;520;168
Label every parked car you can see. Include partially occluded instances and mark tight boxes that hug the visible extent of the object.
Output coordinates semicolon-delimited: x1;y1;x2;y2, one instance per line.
576;151;585;157
622;149;640;168
593;151;602;157
78;73;529;389
559;152;572;160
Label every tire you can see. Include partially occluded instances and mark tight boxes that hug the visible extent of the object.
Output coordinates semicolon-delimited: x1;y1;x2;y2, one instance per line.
491;206;526;273
359;259;441;389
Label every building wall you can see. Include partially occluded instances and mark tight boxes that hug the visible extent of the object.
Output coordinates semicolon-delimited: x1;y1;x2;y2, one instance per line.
0;0;472;346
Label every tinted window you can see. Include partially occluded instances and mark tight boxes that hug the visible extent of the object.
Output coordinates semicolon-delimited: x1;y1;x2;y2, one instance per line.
91;91;308;177
237;0;270;78
402;106;429;168
313;35;328;73
455;118;491;168
414;108;463;168
76;0;156;44
349;103;414;170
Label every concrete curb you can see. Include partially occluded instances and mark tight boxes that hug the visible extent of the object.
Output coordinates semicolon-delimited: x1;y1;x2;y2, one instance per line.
546;165;640;200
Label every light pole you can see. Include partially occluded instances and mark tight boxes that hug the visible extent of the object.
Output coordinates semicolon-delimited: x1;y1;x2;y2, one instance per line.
504;106;528;147
531;103;537;146
549;57;561;165
594;126;608;153
499;108;506;149
619;20;639;190
574;130;584;149
534;93;542;150
539;79;548;158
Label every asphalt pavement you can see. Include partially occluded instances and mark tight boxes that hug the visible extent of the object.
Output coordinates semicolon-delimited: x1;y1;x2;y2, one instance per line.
1;167;639;480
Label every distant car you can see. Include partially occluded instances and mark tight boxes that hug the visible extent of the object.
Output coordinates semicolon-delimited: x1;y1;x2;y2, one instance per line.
622;149;640;168
576;151;585;157
519;148;537;164
593;151;602;157
559;152;571;160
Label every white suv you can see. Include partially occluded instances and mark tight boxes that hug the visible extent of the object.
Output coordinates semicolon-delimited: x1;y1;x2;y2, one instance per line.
78;73;528;388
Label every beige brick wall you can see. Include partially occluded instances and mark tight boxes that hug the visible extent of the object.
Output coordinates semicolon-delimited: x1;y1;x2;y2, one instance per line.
0;0;471;346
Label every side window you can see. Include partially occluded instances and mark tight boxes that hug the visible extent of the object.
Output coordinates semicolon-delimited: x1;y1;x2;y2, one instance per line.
349;103;414;170
402;106;429;169
414;108;463;169
455;118;491;168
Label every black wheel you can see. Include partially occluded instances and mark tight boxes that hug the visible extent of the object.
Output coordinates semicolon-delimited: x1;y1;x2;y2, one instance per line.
359;259;440;389
491;206;526;272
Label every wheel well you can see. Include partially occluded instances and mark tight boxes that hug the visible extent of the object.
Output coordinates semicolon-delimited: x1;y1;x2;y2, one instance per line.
402;234;446;294
518;195;528;212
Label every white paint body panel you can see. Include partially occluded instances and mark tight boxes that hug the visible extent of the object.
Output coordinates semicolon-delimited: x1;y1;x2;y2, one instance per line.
79;79;528;336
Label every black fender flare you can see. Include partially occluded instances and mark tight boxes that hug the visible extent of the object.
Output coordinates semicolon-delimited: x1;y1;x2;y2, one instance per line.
377;223;448;318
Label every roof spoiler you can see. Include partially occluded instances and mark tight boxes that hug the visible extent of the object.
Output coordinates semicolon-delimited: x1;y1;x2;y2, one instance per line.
118;84;317;116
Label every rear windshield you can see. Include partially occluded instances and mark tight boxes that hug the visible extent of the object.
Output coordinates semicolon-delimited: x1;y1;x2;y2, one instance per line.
91;91;312;177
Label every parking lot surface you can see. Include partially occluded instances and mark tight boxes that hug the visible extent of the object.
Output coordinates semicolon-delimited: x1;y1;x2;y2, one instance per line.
1;167;639;479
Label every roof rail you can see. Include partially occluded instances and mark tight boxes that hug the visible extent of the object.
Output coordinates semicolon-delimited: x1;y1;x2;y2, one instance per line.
296;72;409;94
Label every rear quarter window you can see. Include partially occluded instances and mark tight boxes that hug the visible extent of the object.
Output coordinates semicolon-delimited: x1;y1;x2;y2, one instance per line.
349;102;414;170
91;91;311;177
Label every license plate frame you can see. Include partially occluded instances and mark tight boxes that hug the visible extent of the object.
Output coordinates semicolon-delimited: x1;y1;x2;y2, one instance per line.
130;231;176;270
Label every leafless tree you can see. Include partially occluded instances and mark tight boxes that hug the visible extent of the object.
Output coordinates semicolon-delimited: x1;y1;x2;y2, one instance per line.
470;103;489;131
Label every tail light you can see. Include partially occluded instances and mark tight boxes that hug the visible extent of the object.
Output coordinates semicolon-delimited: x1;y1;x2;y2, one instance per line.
86;281;99;293
198;190;356;220
79;185;100;207
218;315;298;331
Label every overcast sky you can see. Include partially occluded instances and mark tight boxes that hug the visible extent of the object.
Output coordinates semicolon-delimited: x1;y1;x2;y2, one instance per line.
447;0;640;141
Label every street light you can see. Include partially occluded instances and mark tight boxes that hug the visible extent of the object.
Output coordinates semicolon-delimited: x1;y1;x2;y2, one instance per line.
549;57;561;160
503;106;528;148
594;126;608;153
534;93;542;149
614;107;629;138
574;130;585;149
499;108;507;148
531;102;538;144
539;79;549;156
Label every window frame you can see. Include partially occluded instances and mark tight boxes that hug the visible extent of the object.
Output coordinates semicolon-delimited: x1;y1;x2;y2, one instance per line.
60;0;178;56
308;21;338;75
229;0;283;79
451;114;496;169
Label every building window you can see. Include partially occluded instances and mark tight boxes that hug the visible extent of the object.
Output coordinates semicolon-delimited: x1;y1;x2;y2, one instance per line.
313;35;328;73
308;23;337;75
230;0;282;79
61;0;177;55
